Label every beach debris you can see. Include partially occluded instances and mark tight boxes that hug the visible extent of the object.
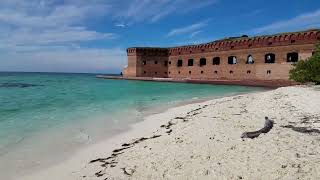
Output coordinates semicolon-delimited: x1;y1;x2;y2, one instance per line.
95;170;105;177
89;157;111;163
121;167;135;176
241;117;274;139
166;129;173;134
280;125;320;135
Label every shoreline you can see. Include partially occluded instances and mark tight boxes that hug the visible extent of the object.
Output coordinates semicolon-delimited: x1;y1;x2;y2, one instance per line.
9;88;262;179
22;86;320;180
97;75;296;88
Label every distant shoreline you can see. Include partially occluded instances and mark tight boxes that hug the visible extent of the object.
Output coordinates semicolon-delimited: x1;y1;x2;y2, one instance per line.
97;75;294;88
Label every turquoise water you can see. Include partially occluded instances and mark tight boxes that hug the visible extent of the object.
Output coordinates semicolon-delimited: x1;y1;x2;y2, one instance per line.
0;72;264;178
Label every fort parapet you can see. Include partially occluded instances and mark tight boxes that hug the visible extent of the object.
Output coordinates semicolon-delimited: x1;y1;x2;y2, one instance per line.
123;29;320;85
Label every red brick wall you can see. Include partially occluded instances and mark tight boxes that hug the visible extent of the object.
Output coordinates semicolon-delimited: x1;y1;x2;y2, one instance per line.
124;29;320;81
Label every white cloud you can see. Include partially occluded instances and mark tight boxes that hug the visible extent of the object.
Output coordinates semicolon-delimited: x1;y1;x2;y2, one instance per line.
189;30;203;38
115;23;126;28
248;9;320;34
116;0;217;23
0;47;127;73
0;0;122;73
167;20;209;37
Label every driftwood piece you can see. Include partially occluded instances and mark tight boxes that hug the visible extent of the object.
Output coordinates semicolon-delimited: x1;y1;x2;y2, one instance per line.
241;117;274;139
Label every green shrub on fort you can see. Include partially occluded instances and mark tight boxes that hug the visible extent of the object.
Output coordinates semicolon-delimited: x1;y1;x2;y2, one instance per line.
289;44;320;85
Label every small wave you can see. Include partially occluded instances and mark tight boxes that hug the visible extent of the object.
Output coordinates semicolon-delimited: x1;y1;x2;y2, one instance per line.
0;83;43;88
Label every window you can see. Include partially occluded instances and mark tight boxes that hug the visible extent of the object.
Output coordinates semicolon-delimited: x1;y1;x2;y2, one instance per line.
265;53;275;63
178;71;181;74
214;71;218;74
188;59;194;66
169;61;171;65
267;70;271;74
212;57;220;65
201;71;204;74
287;52;298;62
164;61;168;67
143;60;146;65
230;70;234;74
312;51;315;56
155;72;157;74
246;55;254;64
200;58;207;66
169;71;171;74
144;71;146;74
165;72;167;74
228;56;237;64
291;40;296;43
189;71;191;74
154;61;158;64
177;60;183;67
247;70;251;74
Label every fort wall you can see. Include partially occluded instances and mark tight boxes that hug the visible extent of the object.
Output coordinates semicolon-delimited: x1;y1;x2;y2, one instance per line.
124;29;320;83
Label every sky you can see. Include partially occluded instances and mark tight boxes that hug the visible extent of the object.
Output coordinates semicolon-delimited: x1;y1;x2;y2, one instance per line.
0;0;320;73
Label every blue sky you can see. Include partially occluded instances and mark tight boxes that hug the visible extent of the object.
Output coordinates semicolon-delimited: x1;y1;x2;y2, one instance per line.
0;0;320;73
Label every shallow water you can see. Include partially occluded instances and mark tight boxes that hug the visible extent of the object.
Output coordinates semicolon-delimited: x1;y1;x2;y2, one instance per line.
0;72;265;179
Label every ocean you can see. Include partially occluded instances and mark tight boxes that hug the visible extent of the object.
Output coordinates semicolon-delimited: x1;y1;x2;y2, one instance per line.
0;72;264;178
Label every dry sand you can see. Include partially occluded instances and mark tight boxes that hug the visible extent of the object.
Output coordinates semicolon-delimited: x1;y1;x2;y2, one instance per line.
22;86;320;180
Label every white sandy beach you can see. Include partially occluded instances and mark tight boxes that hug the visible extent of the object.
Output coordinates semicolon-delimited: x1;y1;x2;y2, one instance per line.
22;86;320;180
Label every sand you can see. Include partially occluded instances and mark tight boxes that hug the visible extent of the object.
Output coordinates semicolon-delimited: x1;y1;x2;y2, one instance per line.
22;86;320;180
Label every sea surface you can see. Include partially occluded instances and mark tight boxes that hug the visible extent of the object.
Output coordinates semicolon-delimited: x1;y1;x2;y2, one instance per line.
0;72;265;178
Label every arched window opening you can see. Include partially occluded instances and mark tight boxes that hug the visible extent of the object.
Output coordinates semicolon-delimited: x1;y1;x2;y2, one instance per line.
178;71;181;74
154;61;158;64
228;56;237;65
312;51;315;56
189;71;191;74
164;61;168;66
155;72;157;74
246;55;254;64
201;71;204;74
287;52;299;62
200;58;207;66
144;71;146;74
177;60;183;67
247;70;251;74
265;53;275;63
169;61;171;65
143;60;146;65
214;71;218;74
230;70;234;74
212;57;220;65
267;70;271;74
188;59;194;66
